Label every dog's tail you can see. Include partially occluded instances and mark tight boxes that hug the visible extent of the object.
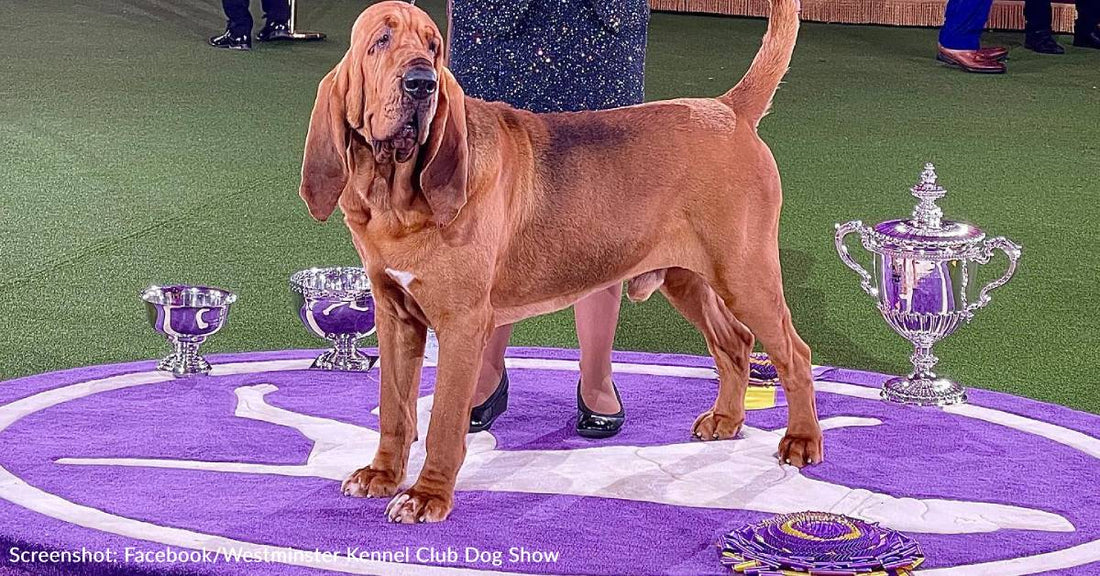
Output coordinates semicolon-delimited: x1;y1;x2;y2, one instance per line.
719;0;800;124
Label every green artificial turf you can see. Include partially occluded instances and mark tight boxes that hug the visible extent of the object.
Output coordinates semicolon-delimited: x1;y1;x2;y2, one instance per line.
0;0;1097;412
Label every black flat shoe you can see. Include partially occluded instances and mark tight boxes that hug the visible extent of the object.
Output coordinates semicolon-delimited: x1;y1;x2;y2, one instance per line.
1025;31;1065;54
209;29;251;51
576;382;625;439
1073;29;1100;49
257;21;292;42
469;370;508;433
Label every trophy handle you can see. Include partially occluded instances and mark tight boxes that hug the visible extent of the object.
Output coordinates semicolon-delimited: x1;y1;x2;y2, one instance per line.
967;236;1021;313
834;220;877;298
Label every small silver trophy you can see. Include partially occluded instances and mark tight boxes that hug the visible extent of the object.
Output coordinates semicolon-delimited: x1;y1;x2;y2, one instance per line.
290;267;377;371
141;285;237;377
834;163;1021;406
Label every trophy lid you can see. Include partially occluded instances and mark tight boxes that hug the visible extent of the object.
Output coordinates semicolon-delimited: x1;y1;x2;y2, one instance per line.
871;163;985;249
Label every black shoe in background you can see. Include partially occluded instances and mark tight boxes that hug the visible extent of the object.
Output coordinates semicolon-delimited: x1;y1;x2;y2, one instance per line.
209;29;251;51
257;21;292;42
576;381;625;439
1073;29;1100;49
1025;31;1065;54
469;370;509;433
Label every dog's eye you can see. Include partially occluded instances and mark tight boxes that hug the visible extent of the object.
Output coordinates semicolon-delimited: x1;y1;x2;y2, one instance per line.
428;40;438;54
368;32;390;55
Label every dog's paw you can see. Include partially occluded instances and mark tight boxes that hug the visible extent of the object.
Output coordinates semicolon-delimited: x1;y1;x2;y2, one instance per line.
341;466;400;499
385;487;453;524
778;430;824;468
691;410;744;441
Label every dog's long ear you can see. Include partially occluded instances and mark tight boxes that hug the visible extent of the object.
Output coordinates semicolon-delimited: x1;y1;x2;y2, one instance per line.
300;64;358;222
418;68;469;227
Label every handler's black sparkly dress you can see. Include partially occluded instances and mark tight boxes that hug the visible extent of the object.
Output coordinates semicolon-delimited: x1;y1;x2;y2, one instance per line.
448;0;649;113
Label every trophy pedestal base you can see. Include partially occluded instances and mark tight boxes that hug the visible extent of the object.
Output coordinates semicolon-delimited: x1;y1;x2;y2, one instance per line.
156;338;211;378
157;354;212;378
311;348;377;372
882;375;967;406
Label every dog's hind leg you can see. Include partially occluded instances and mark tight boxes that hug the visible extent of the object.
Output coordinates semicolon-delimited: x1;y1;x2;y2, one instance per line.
711;255;823;467
658;267;754;440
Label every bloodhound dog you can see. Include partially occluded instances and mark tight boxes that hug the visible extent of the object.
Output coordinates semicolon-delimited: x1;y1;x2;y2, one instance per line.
299;0;819;523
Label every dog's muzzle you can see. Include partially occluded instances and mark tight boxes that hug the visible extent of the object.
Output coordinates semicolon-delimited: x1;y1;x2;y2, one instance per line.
402;66;437;100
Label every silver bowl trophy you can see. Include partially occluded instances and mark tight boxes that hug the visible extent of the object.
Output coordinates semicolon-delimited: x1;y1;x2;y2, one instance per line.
141;285;237;377
835;163;1021;406
290;267;377;371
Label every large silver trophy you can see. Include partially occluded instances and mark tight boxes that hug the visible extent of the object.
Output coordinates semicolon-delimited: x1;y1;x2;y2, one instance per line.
834;164;1021;406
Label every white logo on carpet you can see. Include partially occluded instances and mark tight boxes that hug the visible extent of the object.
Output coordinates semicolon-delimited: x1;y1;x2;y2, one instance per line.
3;356;1099;576
58;382;1072;535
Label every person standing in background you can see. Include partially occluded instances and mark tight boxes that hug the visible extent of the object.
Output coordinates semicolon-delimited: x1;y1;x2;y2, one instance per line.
447;0;649;438
937;0;1009;73
1023;0;1100;52
209;0;293;51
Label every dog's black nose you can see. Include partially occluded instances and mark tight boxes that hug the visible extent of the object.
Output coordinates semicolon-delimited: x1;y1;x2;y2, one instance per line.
402;66;437;100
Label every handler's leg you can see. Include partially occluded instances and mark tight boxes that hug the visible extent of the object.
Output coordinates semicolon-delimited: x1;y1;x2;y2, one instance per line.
940;0;996;49
388;311;492;523
342;282;427;499
260;0;290;24
574;284;623;414
472;324;513;405
220;0;253;36
1074;0;1100;47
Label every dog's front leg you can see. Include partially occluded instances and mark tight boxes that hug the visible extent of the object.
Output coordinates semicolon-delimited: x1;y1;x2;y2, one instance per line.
385;309;491;524
342;282;427;499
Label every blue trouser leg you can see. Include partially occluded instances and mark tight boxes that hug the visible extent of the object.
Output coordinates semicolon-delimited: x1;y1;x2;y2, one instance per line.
939;0;995;50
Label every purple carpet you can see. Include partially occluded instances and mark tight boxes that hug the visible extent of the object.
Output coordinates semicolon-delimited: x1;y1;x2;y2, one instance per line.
0;348;1098;575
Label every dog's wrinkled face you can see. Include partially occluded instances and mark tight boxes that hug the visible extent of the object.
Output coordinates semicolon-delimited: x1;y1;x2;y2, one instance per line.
349;1;444;163
300;1;469;226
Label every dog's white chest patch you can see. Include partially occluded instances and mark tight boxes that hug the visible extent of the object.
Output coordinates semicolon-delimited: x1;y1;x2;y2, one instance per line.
385;268;417;290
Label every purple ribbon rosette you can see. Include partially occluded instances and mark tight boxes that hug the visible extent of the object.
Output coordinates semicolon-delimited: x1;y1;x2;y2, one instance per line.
720;511;924;575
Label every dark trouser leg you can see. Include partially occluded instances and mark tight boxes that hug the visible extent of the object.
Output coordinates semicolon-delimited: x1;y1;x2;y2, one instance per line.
1078;0;1100;32
939;0;996;49
1024;0;1052;33
221;0;252;36
261;0;290;25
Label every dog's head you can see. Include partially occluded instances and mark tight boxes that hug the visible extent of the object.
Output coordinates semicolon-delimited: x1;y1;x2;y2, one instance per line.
299;0;468;227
